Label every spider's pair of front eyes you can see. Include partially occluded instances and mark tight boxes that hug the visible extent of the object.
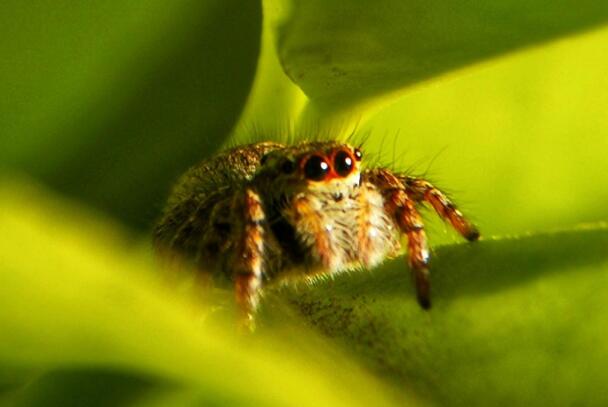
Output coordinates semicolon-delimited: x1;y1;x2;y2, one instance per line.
302;149;362;182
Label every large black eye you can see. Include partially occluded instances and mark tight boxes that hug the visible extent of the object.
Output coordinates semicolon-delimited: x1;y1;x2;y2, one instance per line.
304;155;330;181
334;150;354;177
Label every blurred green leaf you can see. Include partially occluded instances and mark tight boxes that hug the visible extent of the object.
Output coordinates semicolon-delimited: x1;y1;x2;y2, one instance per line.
233;0;307;137
274;0;608;117
281;225;608;406
0;181;401;407
11;369;167;407
360;26;608;243
0;0;261;229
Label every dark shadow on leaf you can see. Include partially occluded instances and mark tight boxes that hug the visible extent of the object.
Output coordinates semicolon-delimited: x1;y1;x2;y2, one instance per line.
433;226;608;301
12;367;175;407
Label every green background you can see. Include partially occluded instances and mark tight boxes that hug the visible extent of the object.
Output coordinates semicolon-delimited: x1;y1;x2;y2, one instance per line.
1;0;607;405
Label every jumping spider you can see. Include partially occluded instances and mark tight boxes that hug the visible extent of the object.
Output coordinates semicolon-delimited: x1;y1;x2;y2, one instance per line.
154;141;479;329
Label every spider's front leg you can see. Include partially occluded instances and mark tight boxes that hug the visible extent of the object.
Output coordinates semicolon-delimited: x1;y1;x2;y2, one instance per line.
404;177;480;242
365;169;480;309
287;195;339;270
230;188;266;331
387;187;432;309
365;169;433;308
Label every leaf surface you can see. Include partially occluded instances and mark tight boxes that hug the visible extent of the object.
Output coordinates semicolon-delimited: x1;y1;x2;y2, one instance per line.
281;226;608;405
275;0;608;115
0;0;262;228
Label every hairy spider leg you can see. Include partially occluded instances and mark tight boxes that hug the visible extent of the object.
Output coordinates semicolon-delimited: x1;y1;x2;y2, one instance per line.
385;188;432;308
356;183;397;267
364;168;479;308
288;195;340;270
232;189;265;331
356;184;377;266
364;169;432;308
400;198;431;308
404;178;480;241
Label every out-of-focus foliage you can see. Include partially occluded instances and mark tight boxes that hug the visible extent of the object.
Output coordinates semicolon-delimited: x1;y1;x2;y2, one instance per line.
1;0;607;405
0;0;261;229
0;182;400;407
274;0;608;119
362;27;608;245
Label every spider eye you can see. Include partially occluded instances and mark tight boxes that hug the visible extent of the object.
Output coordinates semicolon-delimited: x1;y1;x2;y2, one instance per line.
303;155;330;181
281;159;295;174
334;150;354;177
354;148;363;161
260;154;269;165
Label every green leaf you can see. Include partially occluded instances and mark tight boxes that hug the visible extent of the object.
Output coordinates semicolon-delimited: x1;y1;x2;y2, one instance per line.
280;225;608;405
0;0;261;229
9;369;167;407
0;181;402;407
233;0;307;137
274;0;608;117
360;26;608;243
2;3;607;405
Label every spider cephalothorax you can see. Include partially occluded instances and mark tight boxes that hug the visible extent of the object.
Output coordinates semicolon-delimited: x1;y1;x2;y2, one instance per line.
154;141;479;329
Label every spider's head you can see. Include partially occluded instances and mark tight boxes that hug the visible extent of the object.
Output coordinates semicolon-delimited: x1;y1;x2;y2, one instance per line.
258;141;363;203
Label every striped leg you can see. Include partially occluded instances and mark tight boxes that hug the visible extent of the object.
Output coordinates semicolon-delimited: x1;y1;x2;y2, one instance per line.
405;178;480;241
231;189;265;331
289;195;338;270
400;198;431;309
386;188;432;309
365;168;479;309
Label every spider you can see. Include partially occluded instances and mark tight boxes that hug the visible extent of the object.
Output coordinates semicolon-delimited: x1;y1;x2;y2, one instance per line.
154;140;479;329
